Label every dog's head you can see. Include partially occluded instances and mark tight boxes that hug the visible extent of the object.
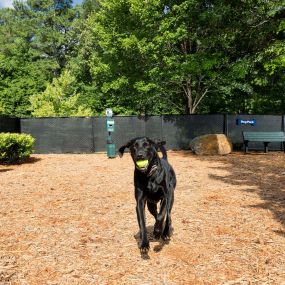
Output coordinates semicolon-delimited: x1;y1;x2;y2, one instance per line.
118;137;165;172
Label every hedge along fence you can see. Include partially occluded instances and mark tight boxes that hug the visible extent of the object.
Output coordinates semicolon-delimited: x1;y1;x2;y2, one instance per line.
0;133;35;163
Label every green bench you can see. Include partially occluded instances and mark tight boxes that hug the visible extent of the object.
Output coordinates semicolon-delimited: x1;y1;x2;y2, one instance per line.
243;131;285;153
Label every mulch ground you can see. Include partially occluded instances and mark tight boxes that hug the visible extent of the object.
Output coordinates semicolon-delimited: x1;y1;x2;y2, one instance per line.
1;151;285;285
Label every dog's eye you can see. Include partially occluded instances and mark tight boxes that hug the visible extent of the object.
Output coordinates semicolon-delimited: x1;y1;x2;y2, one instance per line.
134;142;139;148
143;142;149;148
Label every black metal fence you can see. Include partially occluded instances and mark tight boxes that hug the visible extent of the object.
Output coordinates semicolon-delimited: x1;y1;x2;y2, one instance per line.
20;117;94;153
1;115;284;153
20;115;225;153
0;117;20;133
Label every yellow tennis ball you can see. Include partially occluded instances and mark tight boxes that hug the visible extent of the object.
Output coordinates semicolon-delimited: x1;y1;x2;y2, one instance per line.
136;160;148;169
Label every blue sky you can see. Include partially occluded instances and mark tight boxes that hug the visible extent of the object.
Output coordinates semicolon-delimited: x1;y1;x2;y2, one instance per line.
0;0;84;9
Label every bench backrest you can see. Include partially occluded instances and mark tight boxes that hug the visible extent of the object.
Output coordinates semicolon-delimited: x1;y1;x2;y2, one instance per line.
243;131;285;142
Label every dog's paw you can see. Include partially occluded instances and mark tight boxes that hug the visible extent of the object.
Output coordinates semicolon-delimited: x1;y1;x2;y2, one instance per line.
162;226;172;242
153;228;162;240
161;233;171;242
139;240;150;254
153;220;163;239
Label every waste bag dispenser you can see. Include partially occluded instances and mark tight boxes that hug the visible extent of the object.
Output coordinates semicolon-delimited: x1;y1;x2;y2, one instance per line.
106;109;116;158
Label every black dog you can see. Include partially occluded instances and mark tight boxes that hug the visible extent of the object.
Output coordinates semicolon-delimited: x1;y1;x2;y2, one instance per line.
119;137;176;253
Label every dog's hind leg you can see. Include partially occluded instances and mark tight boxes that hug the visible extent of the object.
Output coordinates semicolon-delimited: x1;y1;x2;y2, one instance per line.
162;214;172;241
153;199;167;239
147;201;161;239
162;190;174;240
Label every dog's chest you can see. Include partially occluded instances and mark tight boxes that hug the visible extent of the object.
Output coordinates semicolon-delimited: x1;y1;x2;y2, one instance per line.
145;185;164;203
145;174;165;201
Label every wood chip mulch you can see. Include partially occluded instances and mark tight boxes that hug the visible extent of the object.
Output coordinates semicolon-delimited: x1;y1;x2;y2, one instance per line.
1;151;285;284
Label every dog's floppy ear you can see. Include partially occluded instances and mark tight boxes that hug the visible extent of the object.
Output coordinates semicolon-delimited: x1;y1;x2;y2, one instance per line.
118;145;127;158
147;138;167;159
118;138;136;158
155;139;166;147
146;138;166;148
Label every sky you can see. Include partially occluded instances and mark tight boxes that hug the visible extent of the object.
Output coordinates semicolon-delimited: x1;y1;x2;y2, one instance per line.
0;0;84;9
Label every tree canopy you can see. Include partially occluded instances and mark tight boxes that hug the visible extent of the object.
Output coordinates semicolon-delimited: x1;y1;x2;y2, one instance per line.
0;0;284;117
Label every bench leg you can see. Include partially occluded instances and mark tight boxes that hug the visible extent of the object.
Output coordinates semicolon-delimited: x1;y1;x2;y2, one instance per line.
264;142;269;153
283;142;285;153
244;141;249;154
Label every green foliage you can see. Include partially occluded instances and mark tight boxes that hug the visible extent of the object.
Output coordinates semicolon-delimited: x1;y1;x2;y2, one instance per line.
0;0;80;117
264;18;285;75
69;0;285;115
30;70;92;117
0;0;285;116
0;133;35;163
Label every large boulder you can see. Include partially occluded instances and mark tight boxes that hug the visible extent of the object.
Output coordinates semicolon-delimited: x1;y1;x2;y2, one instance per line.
190;134;232;155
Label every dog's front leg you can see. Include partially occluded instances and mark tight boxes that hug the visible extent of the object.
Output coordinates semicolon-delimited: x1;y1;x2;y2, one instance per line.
136;192;149;253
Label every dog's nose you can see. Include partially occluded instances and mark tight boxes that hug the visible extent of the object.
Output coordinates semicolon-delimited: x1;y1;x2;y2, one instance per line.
137;153;145;160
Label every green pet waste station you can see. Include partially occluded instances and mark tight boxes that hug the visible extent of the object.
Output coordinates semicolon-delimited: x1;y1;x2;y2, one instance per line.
106;108;116;158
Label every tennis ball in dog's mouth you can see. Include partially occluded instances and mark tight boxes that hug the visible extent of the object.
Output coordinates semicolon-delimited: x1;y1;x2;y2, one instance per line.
136;160;148;169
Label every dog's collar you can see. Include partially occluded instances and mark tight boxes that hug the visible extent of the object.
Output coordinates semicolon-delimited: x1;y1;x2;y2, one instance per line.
147;165;158;177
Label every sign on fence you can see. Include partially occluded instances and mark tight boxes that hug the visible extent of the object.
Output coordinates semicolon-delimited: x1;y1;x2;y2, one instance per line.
236;118;256;126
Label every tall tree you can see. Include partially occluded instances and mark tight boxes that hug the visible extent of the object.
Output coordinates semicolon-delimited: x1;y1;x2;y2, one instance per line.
1;0;285;116
71;0;285;115
0;0;79;116
26;0;77;74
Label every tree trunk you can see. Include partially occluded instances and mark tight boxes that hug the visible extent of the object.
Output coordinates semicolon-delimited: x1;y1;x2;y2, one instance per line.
183;79;194;114
182;77;209;114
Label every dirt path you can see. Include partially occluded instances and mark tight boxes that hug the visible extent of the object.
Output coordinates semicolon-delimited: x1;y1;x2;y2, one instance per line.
1;152;285;284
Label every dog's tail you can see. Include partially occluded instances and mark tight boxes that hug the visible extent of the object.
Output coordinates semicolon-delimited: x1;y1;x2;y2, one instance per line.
156;140;167;160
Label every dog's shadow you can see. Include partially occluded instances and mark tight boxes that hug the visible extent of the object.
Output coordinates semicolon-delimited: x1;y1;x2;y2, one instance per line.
134;226;173;259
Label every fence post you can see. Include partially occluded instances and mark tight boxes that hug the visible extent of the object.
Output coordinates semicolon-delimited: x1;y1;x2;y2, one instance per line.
91;117;95;153
281;115;285;151
161;115;164;141
144;115;147;137
223;114;228;136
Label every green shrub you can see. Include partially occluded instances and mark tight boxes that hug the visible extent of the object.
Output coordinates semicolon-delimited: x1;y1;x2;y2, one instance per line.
0;133;35;163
